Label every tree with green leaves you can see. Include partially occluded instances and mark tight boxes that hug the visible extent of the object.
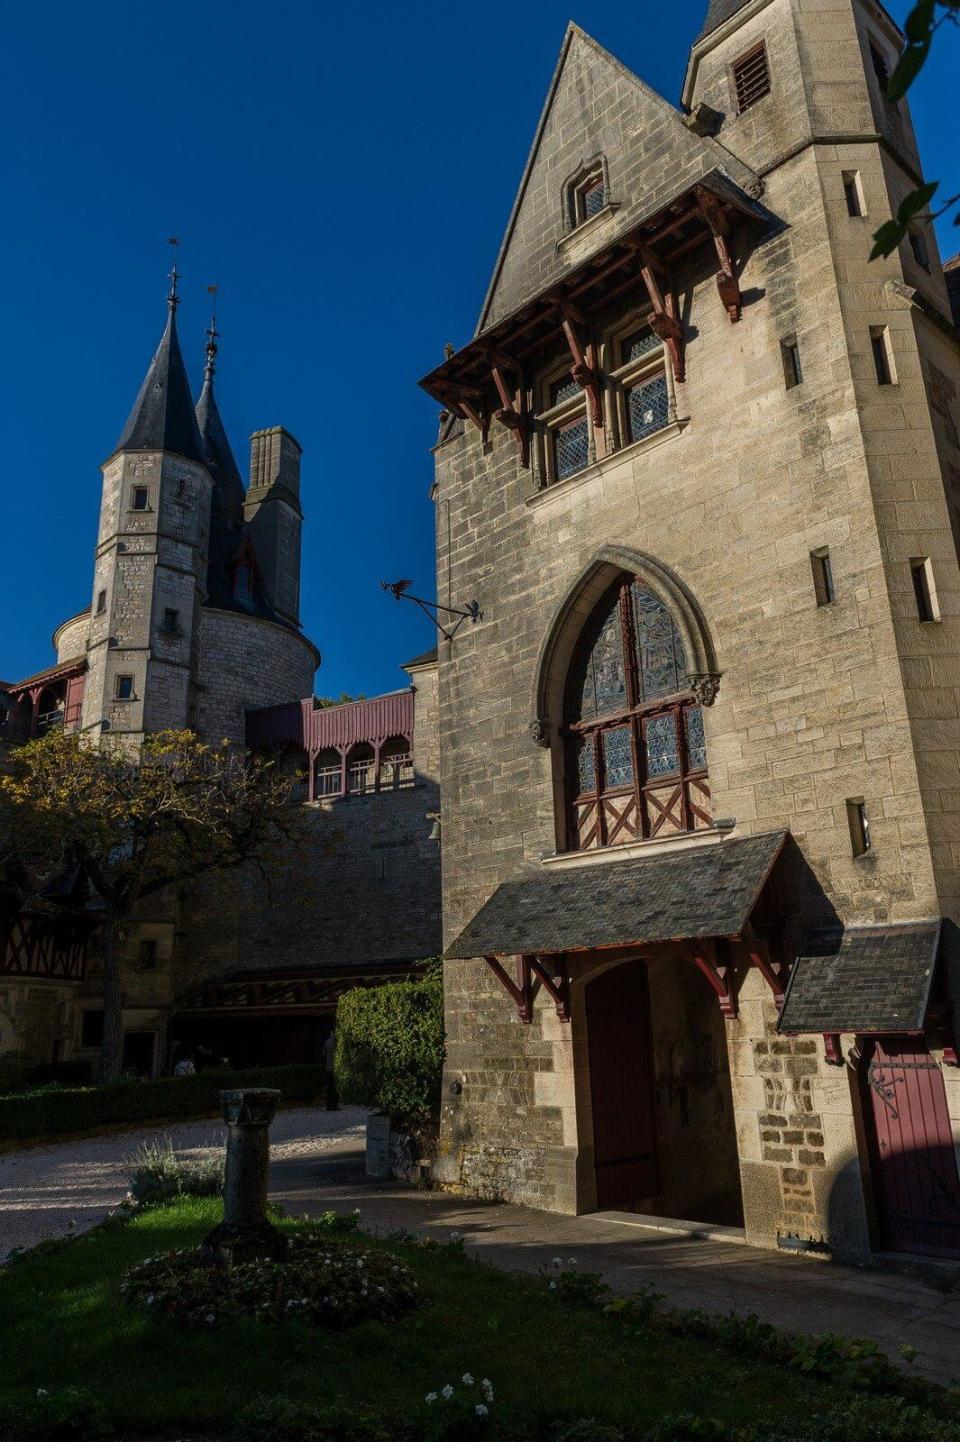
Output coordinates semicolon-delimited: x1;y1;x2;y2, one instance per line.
0;730;301;1082
871;0;958;259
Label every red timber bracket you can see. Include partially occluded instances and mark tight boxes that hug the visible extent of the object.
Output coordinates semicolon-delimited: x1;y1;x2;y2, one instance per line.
483;346;532;468
629;242;686;383
686;939;737;1019
748;949;787;1009
483;954;570;1024
555;300;604;434
433;379;491;446
694;186;742;323
823;1034;844;1066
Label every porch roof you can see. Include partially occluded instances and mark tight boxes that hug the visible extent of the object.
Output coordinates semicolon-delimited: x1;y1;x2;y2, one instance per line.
778;921;943;1036
445;830;787;960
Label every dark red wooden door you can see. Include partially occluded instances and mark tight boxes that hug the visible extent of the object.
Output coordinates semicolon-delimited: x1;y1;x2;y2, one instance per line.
862;1038;960;1259
585;962;659;1209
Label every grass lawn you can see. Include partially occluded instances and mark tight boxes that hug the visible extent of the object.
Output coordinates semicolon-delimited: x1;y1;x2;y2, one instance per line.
0;1199;935;1436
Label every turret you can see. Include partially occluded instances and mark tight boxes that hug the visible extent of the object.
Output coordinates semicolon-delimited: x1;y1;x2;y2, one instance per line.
243;426;303;626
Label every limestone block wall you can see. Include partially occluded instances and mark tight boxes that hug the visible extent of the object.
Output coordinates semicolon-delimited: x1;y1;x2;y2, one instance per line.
53;611;90;665
197;609;318;744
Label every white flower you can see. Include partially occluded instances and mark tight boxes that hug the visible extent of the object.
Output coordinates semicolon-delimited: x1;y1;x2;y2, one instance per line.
552;1255;563;1266
462;1373;474;1386
476;1404;489;1417
441;1384;455;1399
425;1393;438;1404
205;1313;216;1324
449;1230;463;1241
549;1281;557;1289
481;1379;494;1401
36;1390;48;1399
568;1257;577;1265
146;1294;155;1305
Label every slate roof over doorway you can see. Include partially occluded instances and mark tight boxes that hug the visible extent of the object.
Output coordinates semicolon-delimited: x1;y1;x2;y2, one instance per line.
778;921;943;1035
445;830;787;959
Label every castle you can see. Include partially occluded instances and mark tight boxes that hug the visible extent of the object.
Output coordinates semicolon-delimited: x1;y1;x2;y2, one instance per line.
423;0;960;1261
1;283;440;1079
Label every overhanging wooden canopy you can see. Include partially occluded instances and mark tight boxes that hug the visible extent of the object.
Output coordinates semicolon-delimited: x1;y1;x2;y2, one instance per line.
419;168;770;466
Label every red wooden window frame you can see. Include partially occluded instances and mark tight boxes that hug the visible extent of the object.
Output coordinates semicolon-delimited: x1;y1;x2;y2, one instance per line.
564;578;711;852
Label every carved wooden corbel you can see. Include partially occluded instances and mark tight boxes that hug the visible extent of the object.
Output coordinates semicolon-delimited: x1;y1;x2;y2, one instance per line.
484;955;532;1023
555;300;604;433
631;245;686;383
487;351;532;468
823;1034;844;1065
749;949;786;1009
527;955;571;1022
694;187;742;323
688;940;737;1019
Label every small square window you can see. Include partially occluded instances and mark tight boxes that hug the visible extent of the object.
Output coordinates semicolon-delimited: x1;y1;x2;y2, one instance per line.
96;589;107;615
571;170;605;226
909;227;931;271
131;486;149;511
811;548;835;606
782;340;804;389
161;607;180;633
81;1009;104;1049
870;326;895;385
847;798;871;857
732;42;771;112
910;557;939;622
842;170;865;217
115;674;134;700
553;415;590;480
139;939;158;970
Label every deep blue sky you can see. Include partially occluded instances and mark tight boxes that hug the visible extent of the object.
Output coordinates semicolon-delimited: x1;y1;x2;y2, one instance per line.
1;1;954;697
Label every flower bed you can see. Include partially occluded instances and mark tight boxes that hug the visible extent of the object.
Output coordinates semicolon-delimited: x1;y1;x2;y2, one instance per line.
120;1232;419;1330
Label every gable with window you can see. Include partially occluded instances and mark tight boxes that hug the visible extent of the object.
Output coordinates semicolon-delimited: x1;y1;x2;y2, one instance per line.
563;576;711;851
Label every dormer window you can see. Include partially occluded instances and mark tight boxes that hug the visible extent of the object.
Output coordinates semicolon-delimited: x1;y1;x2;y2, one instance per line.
566;161;608;230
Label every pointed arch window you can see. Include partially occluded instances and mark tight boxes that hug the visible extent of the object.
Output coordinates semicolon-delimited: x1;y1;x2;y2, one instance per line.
564;577;711;851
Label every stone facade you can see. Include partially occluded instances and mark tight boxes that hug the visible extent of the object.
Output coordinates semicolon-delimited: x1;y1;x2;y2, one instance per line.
425;0;960;1259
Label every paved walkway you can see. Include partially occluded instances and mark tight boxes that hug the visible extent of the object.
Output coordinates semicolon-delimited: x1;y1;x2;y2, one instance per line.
0;1105;367;1257
273;1129;960;1384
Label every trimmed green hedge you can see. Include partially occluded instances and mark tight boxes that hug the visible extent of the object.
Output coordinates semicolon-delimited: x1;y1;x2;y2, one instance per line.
335;965;444;1124
0;1064;327;1143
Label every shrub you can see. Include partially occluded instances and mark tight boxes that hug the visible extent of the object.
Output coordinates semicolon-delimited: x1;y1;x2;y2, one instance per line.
0;1063;327;1143
553;1422;625;1442
127;1137;223;1206
335;963;443;1124
120;1235;419;1329
13;1385;112;1441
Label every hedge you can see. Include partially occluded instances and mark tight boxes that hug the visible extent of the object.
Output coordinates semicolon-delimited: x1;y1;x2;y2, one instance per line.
0;1063;328;1144
335;964;444;1124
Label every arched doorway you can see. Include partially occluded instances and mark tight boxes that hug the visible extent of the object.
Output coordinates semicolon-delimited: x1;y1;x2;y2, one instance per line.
858;1037;960;1259
584;954;743;1225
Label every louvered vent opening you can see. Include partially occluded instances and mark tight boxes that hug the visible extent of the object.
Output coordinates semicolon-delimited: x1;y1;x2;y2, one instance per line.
733;43;771;112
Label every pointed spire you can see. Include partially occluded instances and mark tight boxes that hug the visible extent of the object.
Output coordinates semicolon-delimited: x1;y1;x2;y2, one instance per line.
113;267;205;463
195;288;244;503
696;0;753;40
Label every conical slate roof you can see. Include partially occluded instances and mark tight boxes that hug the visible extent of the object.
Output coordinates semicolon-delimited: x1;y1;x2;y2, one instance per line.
696;0;753;39
197;371;247;611
114;301;205;463
196;374;246;505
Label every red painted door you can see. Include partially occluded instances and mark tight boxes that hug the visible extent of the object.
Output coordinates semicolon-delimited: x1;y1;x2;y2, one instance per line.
862;1038;960;1259
586;962;659;1209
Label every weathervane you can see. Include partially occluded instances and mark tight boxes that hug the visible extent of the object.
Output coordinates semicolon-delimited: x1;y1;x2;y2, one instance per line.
205;284;220;380
380;580;482;642
167;235;181;309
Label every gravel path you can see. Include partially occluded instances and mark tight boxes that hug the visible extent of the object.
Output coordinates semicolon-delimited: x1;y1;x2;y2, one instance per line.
0;1104;368;1258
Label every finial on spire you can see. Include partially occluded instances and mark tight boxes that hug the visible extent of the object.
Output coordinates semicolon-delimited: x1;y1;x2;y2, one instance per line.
204;284;220;382
167;235;181;311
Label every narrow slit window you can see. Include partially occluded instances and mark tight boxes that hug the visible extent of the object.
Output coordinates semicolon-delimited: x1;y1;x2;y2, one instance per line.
847;798;871;857
910;557;939;622
782;340;804;389
871;326;895;385
909;227;931;271
811;548;835;606
842;170;865;217
131;486;149;511
115;674;134;700
96;589;107;615
732;42;771;112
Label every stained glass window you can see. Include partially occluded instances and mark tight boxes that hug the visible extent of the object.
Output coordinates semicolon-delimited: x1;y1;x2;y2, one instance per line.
632;584;685;699
685;707;707;770
576;737;596;794
554;415;590;480
627;373;670;444
645;713;679;777
576;598;627;721
603;728;634;788
562;575;710;851
620;326;660;365
582;178;605;218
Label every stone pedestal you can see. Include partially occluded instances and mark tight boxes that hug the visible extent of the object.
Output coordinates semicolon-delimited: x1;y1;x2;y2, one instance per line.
202;1088;284;1265
366;1112;392;1179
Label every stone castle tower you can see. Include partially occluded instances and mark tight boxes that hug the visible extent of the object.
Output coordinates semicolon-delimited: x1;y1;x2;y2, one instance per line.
55;277;319;746
423;0;960;1260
